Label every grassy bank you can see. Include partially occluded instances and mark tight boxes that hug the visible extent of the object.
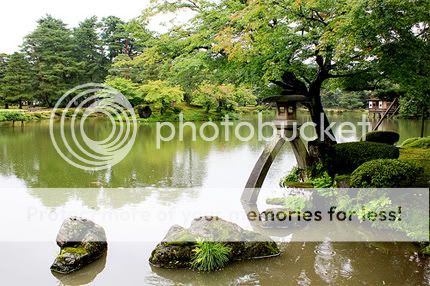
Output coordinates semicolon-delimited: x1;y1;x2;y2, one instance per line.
137;104;271;123
0;104;271;125
399;147;430;187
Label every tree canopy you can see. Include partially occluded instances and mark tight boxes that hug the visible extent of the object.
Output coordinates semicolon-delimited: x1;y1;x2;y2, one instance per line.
0;1;427;123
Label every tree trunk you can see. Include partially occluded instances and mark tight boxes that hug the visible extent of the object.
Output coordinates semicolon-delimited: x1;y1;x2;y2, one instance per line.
421;106;426;138
308;80;337;144
4;102;9;109
19;101;23;109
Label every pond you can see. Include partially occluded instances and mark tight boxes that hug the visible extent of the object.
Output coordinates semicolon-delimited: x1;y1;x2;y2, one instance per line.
0;112;429;285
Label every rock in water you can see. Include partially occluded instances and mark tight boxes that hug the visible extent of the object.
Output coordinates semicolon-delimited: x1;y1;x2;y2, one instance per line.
51;217;108;274
149;217;280;269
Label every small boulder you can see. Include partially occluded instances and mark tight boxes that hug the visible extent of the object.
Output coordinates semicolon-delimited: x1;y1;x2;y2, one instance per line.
149;217;280;269
51;217;108;274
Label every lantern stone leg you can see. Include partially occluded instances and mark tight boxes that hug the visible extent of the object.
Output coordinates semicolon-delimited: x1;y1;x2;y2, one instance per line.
241;125;310;204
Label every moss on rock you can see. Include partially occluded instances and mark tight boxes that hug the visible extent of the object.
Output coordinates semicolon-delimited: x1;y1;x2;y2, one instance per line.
51;217;108;274
149;217;280;270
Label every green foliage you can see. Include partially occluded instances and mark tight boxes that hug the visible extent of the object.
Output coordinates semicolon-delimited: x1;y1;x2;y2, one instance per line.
284;196;306;211
0;0;426;120
0;52;34;107
0;111;32;122
322;88;368;110
283;167;301;183
399;147;430;187
312;172;333;188
101;16;132;61
23;16;81;106
400;137;430;149
350;159;423;188
365;131;400;145
191;241;231;272
191;82;256;113
328;142;400;175
140;80;184;114
422;245;430;256
105;77;141;106
73;16;107;83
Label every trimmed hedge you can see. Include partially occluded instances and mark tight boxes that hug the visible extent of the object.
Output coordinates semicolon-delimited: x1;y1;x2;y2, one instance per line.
365;131;400;145
350;159;423;188
400;137;430;149
328;142;400;175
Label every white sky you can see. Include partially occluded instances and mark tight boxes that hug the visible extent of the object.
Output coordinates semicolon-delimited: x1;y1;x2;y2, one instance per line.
0;0;162;54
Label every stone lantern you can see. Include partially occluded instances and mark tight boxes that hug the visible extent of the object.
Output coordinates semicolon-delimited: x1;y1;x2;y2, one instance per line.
263;94;309;127
242;94;311;204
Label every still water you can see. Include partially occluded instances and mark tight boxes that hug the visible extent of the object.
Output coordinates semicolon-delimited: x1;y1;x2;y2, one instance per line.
0;112;429;285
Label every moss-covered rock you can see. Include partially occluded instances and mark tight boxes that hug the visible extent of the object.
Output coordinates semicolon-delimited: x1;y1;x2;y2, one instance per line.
149;217;280;269
364;131;400;145
51;217;108;274
334;175;351;188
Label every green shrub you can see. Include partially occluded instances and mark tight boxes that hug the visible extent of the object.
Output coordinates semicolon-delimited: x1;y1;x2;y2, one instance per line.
328;142;400;175
312;172;333;188
365;131;400;145
422;245;430;256
191;241;231;272
0;111;32;123
282;167;302;183
350;159;423;187
400;137;430;149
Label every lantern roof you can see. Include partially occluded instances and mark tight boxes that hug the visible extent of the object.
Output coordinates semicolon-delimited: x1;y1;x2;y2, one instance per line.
262;94;309;103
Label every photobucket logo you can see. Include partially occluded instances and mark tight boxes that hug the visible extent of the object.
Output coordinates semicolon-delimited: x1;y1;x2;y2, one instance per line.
49;83;137;171
156;113;372;148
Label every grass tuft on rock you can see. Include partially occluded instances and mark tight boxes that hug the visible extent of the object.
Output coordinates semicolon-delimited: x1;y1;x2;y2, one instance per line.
191;241;231;272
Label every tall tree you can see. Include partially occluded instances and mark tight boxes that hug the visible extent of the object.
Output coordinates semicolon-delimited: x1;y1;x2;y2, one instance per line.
23;15;79;106
101;16;133;61
0;53;9;108
145;0;428;143
73;16;108;83
1;52;34;108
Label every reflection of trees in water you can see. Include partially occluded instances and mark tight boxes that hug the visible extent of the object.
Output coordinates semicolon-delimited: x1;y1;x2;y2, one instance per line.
0;120;268;208
28;187;203;209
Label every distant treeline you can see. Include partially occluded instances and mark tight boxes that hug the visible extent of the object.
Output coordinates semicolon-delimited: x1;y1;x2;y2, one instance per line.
0;0;428;120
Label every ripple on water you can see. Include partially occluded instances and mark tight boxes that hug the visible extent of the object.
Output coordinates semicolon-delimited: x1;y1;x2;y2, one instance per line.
313;241;353;283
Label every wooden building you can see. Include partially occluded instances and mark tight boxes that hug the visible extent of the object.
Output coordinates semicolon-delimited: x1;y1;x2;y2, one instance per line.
368;98;400;118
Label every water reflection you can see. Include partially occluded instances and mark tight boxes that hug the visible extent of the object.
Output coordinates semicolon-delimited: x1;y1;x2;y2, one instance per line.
145;243;427;285
52;253;107;286
0;113;428;192
0;113;429;285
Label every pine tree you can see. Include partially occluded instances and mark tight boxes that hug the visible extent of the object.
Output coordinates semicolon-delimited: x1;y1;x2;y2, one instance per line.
101;16;133;61
1;52;34;108
0;53;9;108
23;15;79;107
73;16;108;83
